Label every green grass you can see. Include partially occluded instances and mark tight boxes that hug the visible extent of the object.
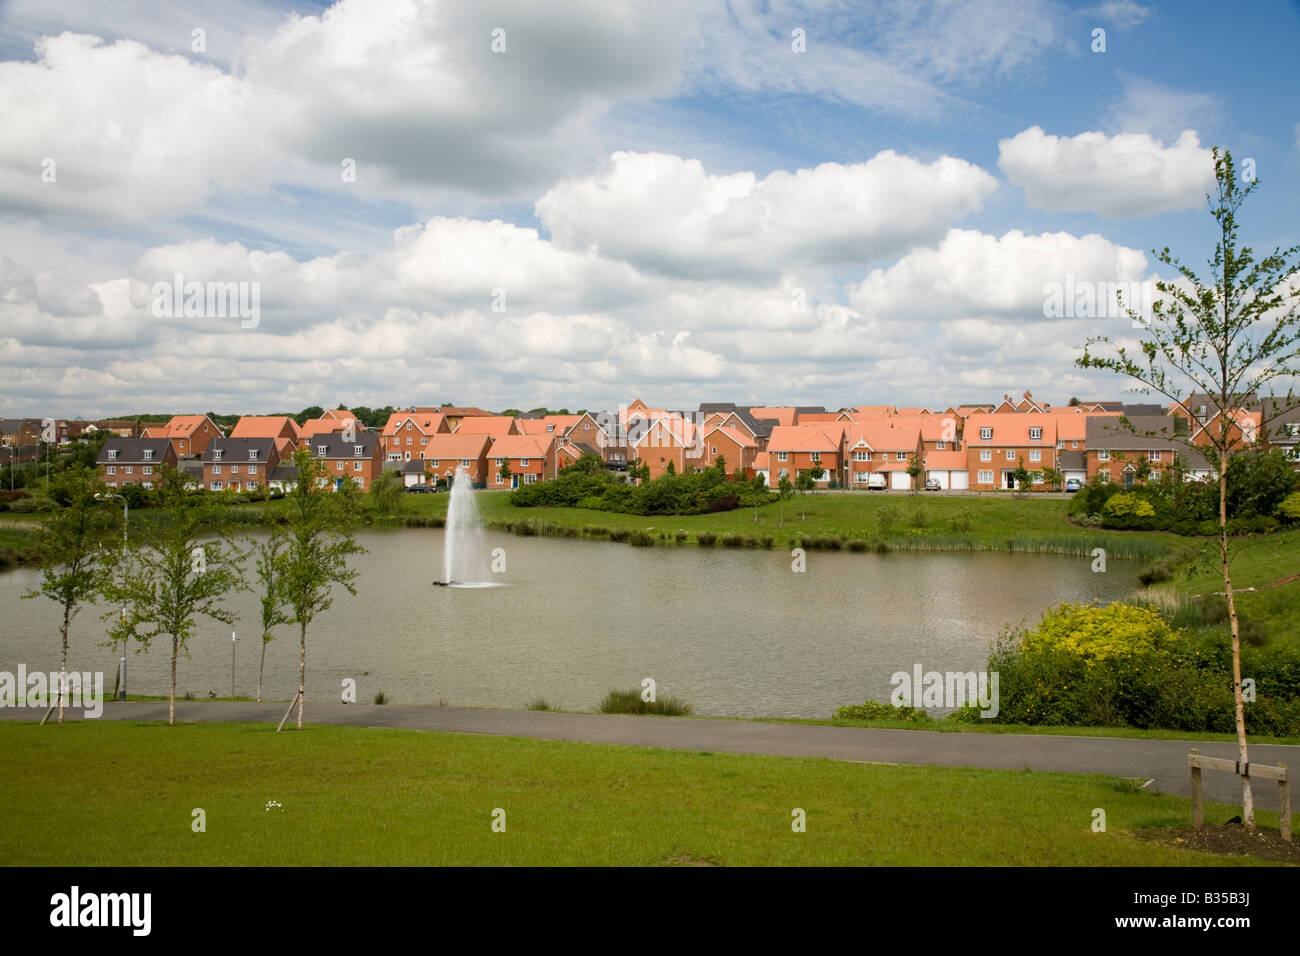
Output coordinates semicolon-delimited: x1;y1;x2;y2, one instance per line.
0;721;1284;866
598;687;693;716
387;489;1181;561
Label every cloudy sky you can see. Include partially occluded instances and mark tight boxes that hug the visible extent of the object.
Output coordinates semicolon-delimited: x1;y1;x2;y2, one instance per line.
1;0;1297;418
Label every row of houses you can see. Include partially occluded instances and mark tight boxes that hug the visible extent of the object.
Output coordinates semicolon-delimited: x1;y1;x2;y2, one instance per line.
65;389;1300;494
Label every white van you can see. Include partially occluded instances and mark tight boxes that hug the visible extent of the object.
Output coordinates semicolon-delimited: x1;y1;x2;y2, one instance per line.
867;473;888;491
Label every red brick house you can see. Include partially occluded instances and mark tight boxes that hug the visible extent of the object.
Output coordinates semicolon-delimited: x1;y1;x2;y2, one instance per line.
964;413;1058;490
97;438;178;489
765;424;844;487
381;411;446;462
202;437;281;492
842;421;923;490
488;435;558;488
307;432;384;491
421;432;493;486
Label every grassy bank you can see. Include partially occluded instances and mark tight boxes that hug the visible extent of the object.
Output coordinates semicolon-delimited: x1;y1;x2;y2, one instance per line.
1;720;1284;866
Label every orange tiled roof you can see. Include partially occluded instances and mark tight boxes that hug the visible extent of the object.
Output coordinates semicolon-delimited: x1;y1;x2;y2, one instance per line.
963;413;1058;444
488;434;555;459
420;433;492;459
767;424;843;452
708;425;757;448
230;416;300;439
923;449;968;469
454;415;519;438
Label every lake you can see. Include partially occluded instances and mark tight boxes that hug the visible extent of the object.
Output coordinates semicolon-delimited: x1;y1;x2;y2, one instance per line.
0;526;1137;719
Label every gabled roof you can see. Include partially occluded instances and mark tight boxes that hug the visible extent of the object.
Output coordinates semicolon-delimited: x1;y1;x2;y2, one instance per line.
160;414;218;437
489;434;555;459
97;437;172;464
845;421;921;451
767;425;843;453
704;425;757;449
748;407;798;427
382;411;444;437
922;449;967;470
307;433;379;457
453;415;520;438
300;416;357;436
1085;415;1185;451
420;433;493;459
230;416;301;439
1057;450;1086;471
1054;410;1121;442
964;413;1058;444
203;437;277;462
518;414;582;437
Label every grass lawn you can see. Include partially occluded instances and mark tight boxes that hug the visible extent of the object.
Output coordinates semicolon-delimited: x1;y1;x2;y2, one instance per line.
0;721;1285;866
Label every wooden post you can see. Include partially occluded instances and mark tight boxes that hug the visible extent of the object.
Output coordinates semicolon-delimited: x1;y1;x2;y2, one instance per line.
1280;762;1291;844
1189;749;1203;830
276;691;301;733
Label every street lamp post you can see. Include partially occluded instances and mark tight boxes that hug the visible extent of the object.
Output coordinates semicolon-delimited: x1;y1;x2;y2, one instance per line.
97;492;129;700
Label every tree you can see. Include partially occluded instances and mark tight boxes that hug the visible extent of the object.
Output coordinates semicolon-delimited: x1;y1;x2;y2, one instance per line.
369;468;404;515
1041;466;1064;492
777;474;793;525
1011;464;1032;495
906;454;923;493
295;406;324;426
253;534;291;702
278;449;365;730
1077;148;1300;828
795;470;814;495
22;466;122;723
498;458;513;488
104;466;248;725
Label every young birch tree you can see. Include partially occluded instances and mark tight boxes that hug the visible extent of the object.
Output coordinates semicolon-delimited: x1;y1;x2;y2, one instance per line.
279;449;364;731
1077;149;1300;827
105;465;249;725
254;532;291;702
23;466;122;724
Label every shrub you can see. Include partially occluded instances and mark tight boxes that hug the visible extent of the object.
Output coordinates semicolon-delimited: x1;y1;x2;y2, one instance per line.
833;700;929;722
374;691;387;705
8;496;54;513
627;531;655;546
674;531;688;542
908;507;929;528
1277;491;1300;524
847;538;869;552
527;699;550;711
608;528;630;542
948;514;974;533
876;506;899;534
598;688;692;716
697;532;717;546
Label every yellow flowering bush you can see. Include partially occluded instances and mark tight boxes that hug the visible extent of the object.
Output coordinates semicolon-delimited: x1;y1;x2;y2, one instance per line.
1102;492;1156;518
1020;602;1180;664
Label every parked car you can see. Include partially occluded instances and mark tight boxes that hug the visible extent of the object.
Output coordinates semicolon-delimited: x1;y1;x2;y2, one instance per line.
405;483;437;494
924;478;941;491
1064;478;1082;493
867;473;888;491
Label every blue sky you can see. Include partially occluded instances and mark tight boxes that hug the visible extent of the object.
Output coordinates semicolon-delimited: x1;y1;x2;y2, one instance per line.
0;0;1297;417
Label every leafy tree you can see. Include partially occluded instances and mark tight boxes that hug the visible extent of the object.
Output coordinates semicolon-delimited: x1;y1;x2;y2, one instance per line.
22;466;122;723
104;465;248;725
369;468;405;515
497;458;513;487
1011;464;1032;494
906;454;923;493
253;534;291;702
1041;466;1064;492
1077;149;1300;827
795;470;814;494
665;460;676;475
295;406;324;426
278;450;365;730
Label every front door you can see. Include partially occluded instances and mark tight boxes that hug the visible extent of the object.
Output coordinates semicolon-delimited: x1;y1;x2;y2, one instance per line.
1003;470;1016;489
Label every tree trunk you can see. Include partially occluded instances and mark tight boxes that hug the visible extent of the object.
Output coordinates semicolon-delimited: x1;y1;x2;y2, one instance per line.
169;634;178;727
1220;467;1253;827
57;607;70;725
296;621;306;730
258;636;267;702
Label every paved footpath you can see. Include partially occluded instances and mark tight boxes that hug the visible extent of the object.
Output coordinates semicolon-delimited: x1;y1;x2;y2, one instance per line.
5;701;1295;811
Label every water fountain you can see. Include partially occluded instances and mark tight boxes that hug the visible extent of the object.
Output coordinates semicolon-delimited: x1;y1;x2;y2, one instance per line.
437;465;498;587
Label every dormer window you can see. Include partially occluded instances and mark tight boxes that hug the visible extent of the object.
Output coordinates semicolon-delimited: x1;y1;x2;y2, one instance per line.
317;445;327;456
249;450;259;461
546;424;554;433
1286;423;1299;438
979;427;992;441
108;449;118;460
213;449;223;462
1029;427;1042;441
354;445;363;456
143;449;153;460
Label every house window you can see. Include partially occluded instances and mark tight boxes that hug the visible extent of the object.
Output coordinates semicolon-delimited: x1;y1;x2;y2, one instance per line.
125;466;133;474
1029;427;1042;441
1286;423;1300;437
1149;471;1160;481
213;465;222;474
231;464;240;474
854;471;869;483
211;481;223;491
249;450;259;461
810;452;820;463
547;425;555;433
405;423;412;430
936;441;946;450
214;449;223;461
406;437;413;445
420;437;427;445
1099;471;1110;483
777;452;788;462
248;465;257;474
979;427;992;440
854;451;869;462
336;461;343;470
520;458;529;467
523;474;537;484
107;466;116;475
430;459;439;466
1029;450;1041;462
1005;450;1016;460
353;461;362;471
711;446;717;456
979;450;991;462
977;470;993;484
143;466;152;475
246;482;258;489
143;449;153;460
1148;450;1161;462
317;445;327;456
108;449;118;460
1071;441;1079;449
896;452;906;461
1097;449;1109;461
354;446;364;456
496;458;504;466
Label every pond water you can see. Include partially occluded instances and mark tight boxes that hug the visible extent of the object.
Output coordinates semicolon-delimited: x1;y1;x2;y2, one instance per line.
0;527;1137;718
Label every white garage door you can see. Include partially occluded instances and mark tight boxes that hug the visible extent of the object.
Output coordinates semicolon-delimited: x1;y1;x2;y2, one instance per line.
949;471;969;490
926;471;950;489
890;471;911;490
